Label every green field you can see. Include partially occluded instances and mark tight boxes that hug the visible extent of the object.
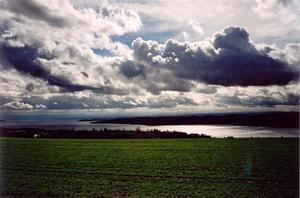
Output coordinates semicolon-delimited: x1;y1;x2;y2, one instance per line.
0;137;298;197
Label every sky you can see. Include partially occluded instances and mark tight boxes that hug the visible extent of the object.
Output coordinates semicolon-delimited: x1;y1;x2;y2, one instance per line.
0;0;299;116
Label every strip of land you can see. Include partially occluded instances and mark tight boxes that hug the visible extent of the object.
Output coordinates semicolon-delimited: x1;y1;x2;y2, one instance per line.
0;128;211;139
84;112;299;128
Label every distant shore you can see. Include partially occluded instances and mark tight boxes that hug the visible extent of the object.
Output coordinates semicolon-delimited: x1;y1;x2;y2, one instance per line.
82;112;299;128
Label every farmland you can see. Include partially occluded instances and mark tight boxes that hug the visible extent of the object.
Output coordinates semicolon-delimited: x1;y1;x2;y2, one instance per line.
0;137;298;197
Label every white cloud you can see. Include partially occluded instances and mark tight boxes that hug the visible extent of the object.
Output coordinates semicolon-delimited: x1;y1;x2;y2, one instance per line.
35;104;47;109
269;43;300;69
1;101;34;110
175;20;205;42
112;0;300;46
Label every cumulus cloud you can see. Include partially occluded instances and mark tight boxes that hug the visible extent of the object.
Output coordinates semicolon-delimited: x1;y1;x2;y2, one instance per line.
0;0;141;95
1;101;34;110
269;43;300;68
131;26;299;87
0;100;48;110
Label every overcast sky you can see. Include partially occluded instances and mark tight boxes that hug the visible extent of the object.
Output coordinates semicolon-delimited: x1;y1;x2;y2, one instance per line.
0;0;299;115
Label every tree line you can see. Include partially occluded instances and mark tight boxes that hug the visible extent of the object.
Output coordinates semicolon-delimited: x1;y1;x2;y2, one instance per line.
0;128;212;139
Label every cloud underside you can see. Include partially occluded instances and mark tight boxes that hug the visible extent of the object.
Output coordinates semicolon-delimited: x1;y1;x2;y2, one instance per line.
0;0;299;111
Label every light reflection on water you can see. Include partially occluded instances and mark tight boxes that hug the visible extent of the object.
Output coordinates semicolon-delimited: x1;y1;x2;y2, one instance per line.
0;120;299;138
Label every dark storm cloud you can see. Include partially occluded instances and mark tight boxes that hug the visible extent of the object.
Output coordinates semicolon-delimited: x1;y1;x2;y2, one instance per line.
119;60;145;79
1;44;84;92
3;0;73;27
132;26;299;87
2;45;50;78
213;27;254;52
208;27;297;86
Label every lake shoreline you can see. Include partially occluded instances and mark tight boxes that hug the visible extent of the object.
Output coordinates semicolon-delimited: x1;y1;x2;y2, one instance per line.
82;111;299;128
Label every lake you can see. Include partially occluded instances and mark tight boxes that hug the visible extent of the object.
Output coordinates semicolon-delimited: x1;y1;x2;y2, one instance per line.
1;119;298;138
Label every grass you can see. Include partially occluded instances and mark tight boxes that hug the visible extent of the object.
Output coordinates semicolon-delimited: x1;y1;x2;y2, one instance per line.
0;137;298;197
